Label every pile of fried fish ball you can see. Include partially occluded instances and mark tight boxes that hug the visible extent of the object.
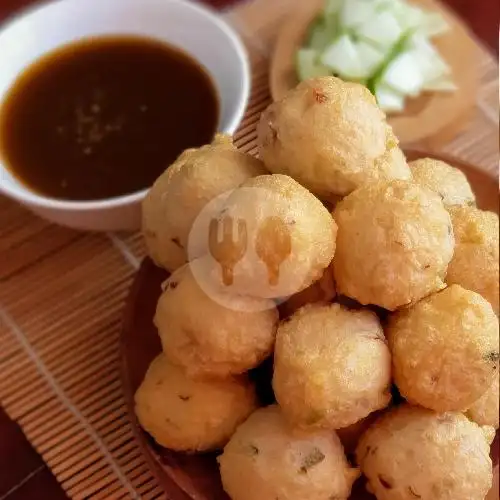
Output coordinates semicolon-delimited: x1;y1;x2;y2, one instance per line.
136;76;498;500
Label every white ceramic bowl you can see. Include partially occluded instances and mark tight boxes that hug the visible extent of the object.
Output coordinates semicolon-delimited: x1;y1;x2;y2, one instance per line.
0;0;250;231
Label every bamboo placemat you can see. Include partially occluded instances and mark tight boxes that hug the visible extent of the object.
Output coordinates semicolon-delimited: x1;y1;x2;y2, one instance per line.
0;1;498;498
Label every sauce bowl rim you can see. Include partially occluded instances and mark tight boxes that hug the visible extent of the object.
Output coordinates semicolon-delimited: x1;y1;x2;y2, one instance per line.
0;0;250;213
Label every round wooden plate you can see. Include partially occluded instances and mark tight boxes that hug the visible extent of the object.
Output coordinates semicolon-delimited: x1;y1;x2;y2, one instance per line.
270;0;477;148
121;151;499;500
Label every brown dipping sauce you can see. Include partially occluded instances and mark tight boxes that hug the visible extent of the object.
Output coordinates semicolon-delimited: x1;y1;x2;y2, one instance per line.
0;36;219;201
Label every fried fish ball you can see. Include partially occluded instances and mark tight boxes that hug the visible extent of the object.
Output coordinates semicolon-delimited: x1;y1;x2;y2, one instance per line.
155;262;278;378
333;180;454;310
447;206;499;315
218;405;359;500
208;174;336;299
134;354;257;452
142;134;266;272
409;158;476;207
356;405;494;500
257;76;411;199
388;285;499;412
273;304;392;429
278;266;336;318
466;377;499;429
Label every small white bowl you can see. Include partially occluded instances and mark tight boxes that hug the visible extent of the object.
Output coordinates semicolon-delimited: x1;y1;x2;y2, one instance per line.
0;0;250;231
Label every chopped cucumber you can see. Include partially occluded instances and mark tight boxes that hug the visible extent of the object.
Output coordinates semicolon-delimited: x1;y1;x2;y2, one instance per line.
356;40;386;75
366;30;411;93
381;50;424;96
420;12;450;36
357;11;403;48
340;0;378;29
410;35;451;82
375;84;405;112
321;35;367;80
295;0;455;113
323;0;344;34
374;0;398;13
393;4;425;31
422;76;457;91
324;9;339;36
296;49;331;81
324;0;344;16
308;20;333;52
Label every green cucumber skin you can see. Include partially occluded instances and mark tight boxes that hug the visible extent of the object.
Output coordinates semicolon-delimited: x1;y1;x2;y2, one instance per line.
302;3;414;89
297;0;450;110
366;30;413;95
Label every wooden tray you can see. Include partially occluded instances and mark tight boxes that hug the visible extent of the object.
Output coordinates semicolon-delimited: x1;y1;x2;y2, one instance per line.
121;151;499;500
269;0;477;149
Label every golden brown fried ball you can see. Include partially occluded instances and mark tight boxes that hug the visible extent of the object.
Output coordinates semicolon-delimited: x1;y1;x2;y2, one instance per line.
447;206;499;315
273;304;392;429
409;158;475;207
218;405;359;500
134;354;257;452
142;134;266;271
155;261;278;379
388;285;499;412
356;405;494;500
279;266;336;318
333;180;454;311
466;377;499;429
257;76;411;199
205;174;336;299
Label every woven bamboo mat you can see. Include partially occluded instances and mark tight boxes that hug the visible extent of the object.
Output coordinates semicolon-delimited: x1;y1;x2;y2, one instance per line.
0;0;498;498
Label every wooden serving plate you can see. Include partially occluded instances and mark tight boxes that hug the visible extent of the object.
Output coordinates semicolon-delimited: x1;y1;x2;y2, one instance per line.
270;0;477;148
121;151;499;500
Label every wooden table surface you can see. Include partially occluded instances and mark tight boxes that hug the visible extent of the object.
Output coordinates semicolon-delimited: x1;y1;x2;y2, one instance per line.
0;0;497;499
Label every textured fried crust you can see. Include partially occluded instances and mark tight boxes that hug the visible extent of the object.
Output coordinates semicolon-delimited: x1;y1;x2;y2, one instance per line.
257;76;410;199
142;134;266;271
134;354;257;452
447;206;499;315
218;405;359;500
333;180;454;310
409;158;475;207
155;262;278;378
356;405;494;500
466;377;499;429
279;266;336;318
388;285;499;412
273;303;391;429
210;174;337;298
